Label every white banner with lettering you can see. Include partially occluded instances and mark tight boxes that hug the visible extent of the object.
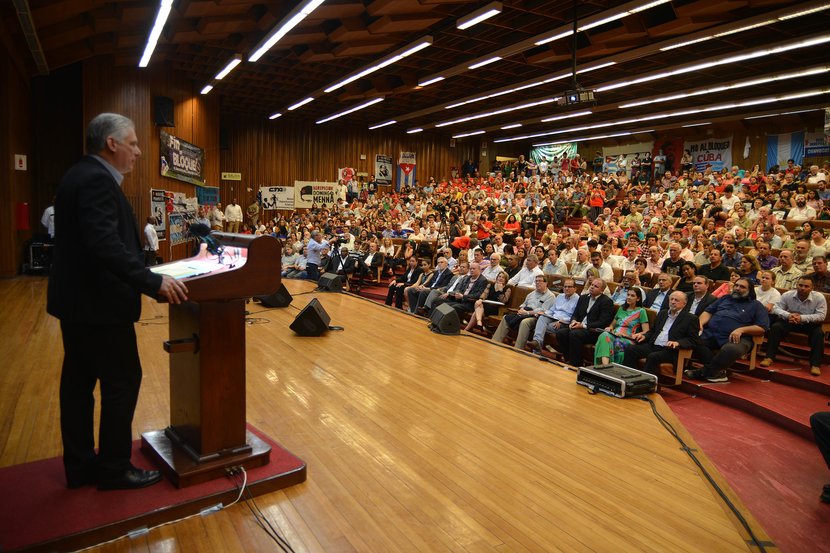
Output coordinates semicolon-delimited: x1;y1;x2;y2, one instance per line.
293;181;346;209
259;186;294;210
683;136;733;173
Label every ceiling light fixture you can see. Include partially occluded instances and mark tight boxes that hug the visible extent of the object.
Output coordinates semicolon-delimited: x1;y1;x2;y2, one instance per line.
369;120;397;130
418;76;445;87
138;0;174;67
532;130;654;148
200;84;213;95
535;30;573;47
287;97;315;111
214;55;243;80
249;0;326;62
324;37;433;94
468;57;502;70
681;122;711;127
316;97;385;125
501;123;522;129
457;2;503;30
435;97;559;128
452;130;486;138
269;112;282;120
406;128;423;134
540;110;592;123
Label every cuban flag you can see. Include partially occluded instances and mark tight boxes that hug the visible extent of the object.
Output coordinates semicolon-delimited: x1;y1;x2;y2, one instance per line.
397;151;416;192
766;131;804;171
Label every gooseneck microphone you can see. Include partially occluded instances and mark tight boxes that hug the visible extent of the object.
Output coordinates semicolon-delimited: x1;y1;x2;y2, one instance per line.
188;223;223;256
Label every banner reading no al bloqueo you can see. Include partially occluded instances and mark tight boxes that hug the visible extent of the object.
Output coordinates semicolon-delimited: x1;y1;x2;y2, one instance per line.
160;130;206;186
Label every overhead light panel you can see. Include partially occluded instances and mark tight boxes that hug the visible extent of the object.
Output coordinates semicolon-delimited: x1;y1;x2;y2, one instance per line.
248;0;326;63
269;112;282;120
681;122;711;127
418;76;445;87
407;128;423;134
535;30;573;47
452;130;485;138
138;0;174;68
287;97;315;111
501;123;522;129
316;97;384;125
779;2;830;20
468;57;502;70
435;97;559;128
369;120;397;130
214;56;243;80
540;110;591;123
324;37;432;94
200;84;213;95
457;2;503;30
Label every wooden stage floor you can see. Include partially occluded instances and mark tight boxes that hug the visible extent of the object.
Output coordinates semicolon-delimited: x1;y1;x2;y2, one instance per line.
0;277;775;552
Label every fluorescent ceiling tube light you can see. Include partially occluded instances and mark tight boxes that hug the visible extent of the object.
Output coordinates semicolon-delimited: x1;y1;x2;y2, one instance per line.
214;56;242;80
779;3;830;20
369;120;396;130
453;130;486;138
629;0;672;13
780;108;824;115
200;84;213;95
457;2;503;30
269;112;282;120
541;110;591;123
435;98;558;127
535;30;573;46
501;123;522;129
468;57;502;70
324;37;432;94
660;36;711;51
418;76;445;87
138;0;174;68
316;97;385;124
681;122;711;127
406;128;423;134
249;0;326;62
287;97;315;111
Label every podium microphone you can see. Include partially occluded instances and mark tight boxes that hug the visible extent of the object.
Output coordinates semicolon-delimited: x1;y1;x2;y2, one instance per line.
188;223;223;255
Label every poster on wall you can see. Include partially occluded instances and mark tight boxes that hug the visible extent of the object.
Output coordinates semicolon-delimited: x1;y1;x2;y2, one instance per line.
804;132;829;158
765;131;804;171
150;189;167;241
338;167;356;187
599;141;654;174
375;155;393;185
293;181;346;209
683;136;733;173
259;186;294;210
196;186;219;206
397;152;416;192
530;143;577;172
168;213;187;247
160;130;206;186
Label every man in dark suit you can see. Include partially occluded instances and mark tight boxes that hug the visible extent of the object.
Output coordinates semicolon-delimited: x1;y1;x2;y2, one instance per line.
444;261;489;316
330;245;357;277
644;272;673;312
408;256;453;313
554;278;615;366
47;113;188;490
683;276;716;316
623;291;700;375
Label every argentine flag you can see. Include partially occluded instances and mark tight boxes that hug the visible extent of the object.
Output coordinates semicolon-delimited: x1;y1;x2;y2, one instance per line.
766;131;804;171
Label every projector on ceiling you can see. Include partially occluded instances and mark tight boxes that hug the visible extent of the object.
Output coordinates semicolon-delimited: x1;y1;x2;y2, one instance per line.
559;89;596;106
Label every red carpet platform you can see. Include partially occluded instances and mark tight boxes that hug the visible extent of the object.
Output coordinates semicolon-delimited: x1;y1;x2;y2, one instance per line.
0;426;305;553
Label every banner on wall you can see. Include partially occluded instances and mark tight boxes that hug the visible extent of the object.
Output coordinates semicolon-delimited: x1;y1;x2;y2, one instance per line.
530;143;577;170
293;181;346;209
804;132;830;158
765;131;804;171
684;136;733;172
375;155;393;185
168;213;187;246
195;186;219;206
651;136;684;176
599;141;654;173
150;189;167;241
397;152;416;191
160;130;206;186
259;186;294;210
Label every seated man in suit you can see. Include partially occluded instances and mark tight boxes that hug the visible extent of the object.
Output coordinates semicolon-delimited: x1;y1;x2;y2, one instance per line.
623;291;700;375
422;262;468;314
760;275;827;376
554;278;615;366
644;273;673;312
354;240;384;285
683;275;716;316
443;262;489;317
330;245;357;279
407;256;453;313
491;275;556;349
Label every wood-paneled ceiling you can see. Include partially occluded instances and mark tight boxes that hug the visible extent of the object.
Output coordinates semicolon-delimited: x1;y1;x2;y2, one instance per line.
7;0;830;142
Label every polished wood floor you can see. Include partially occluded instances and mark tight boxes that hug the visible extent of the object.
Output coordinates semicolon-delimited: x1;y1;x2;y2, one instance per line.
0;277;775;552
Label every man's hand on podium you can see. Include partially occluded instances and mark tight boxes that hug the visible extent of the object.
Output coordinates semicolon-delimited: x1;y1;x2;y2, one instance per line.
159;275;189;304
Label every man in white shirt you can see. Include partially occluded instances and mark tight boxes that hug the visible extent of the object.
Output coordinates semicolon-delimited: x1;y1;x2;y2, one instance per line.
210;202;226;231
788;195;817;222
143;216;159;266
491;275;556;349
224;199;243;233
760;275;827;375
589;251;614;282
543;249;568;276
508;254;544;287
482;253;503;281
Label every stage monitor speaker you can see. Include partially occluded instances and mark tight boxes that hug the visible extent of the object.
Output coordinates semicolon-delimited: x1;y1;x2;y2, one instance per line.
153;96;174;127
257;283;292;308
317;273;343;292
429;303;460;335
290;298;331;336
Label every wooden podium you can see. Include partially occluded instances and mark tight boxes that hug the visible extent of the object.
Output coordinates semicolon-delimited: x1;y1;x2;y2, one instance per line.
141;233;286;487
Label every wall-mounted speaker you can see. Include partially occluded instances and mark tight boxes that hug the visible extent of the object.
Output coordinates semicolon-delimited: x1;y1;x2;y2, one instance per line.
289;298;331;336
317;273;343;292
153;96;174;127
256;283;292;308
429;303;460;335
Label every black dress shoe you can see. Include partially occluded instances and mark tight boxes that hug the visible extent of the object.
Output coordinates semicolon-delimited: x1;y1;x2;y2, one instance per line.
98;467;163;491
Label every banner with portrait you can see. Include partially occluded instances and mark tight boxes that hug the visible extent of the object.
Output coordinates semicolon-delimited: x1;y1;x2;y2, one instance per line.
259;186;294;210
683;136;733;173
530;143;577;169
168;213;187;247
293;181;346;209
375;155;393;185
397;151;416;192
150;189;167;241
160;130;206;186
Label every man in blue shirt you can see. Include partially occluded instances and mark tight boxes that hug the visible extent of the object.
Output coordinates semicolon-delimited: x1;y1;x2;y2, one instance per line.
527;278;579;354
305;230;329;281
686;278;769;383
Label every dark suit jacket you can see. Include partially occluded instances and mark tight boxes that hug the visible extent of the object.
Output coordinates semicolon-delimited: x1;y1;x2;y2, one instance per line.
683;292;717;316
571;293;615;330
643;310;699;348
458;276;489;303
424;268;453;289
644;288;671;311
330;255;355;274
47;156;162;324
396;266;424;286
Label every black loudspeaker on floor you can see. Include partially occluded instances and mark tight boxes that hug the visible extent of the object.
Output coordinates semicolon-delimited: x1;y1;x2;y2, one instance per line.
290;298;331;336
429;304;460;335
257;283;292;307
